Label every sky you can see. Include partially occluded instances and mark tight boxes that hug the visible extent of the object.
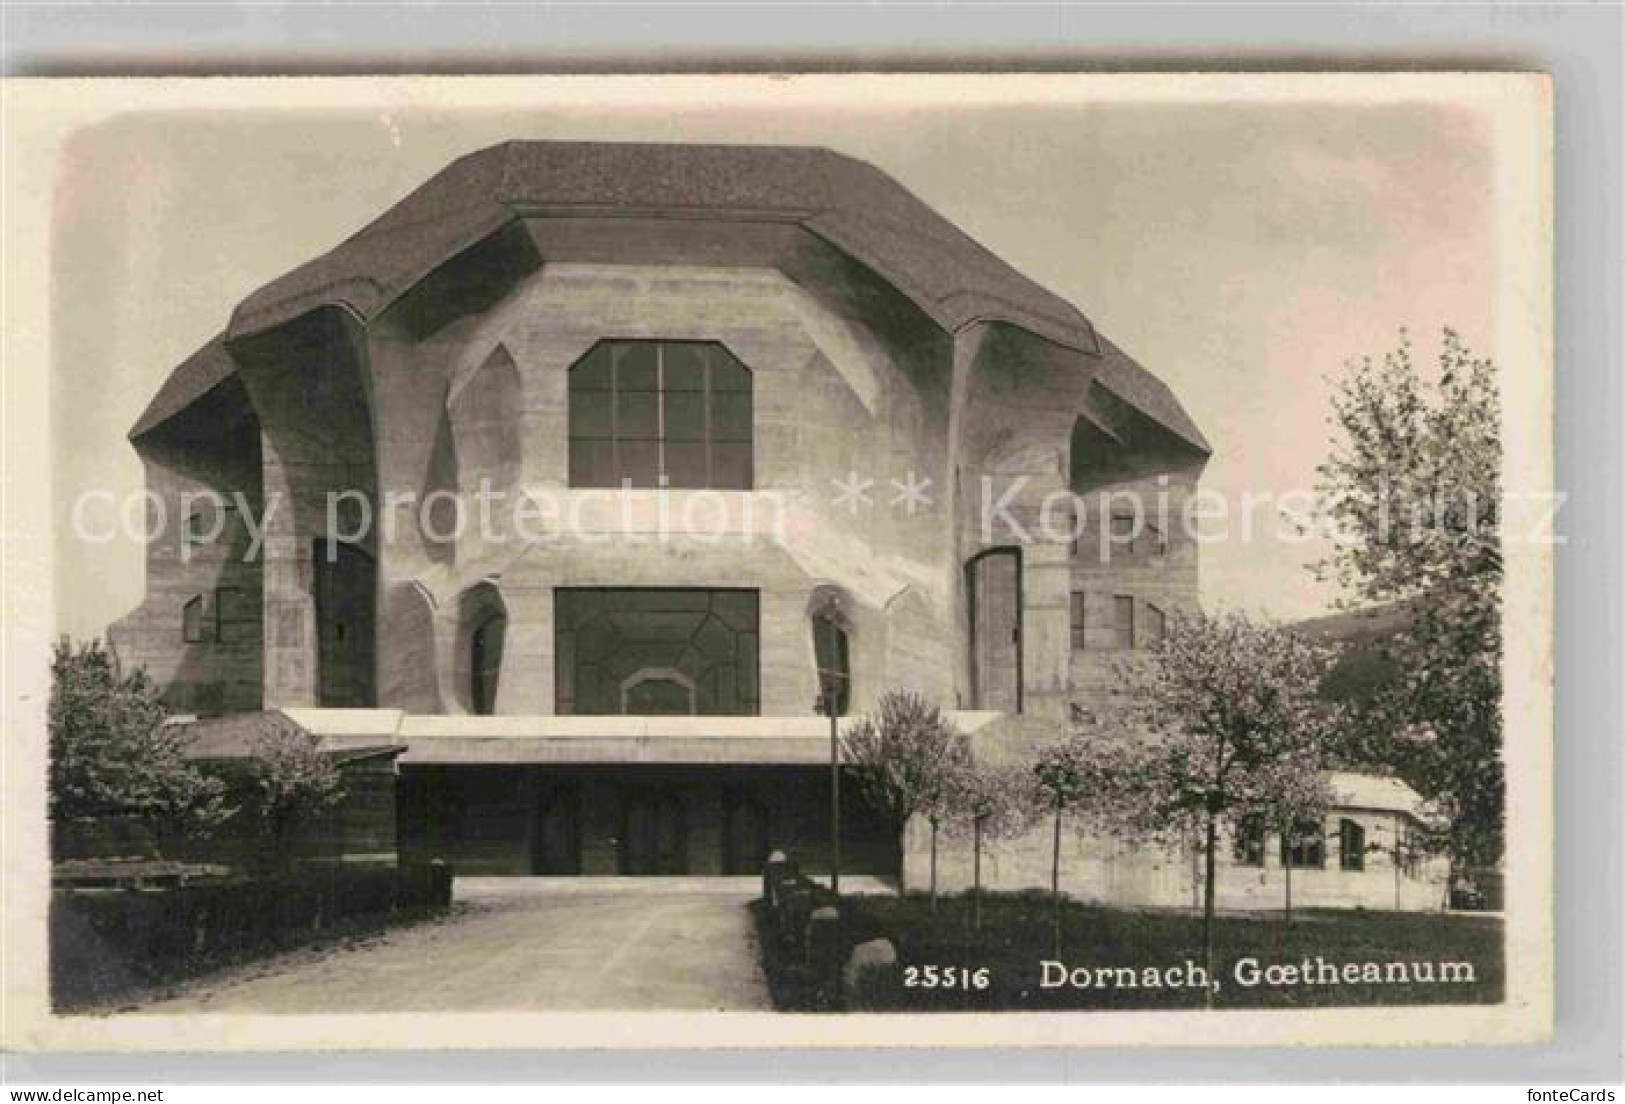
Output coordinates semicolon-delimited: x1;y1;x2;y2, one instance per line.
49;81;1498;641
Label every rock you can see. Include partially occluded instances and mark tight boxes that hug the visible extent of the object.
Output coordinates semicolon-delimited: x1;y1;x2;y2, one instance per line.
805;905;843;969
841;937;898;997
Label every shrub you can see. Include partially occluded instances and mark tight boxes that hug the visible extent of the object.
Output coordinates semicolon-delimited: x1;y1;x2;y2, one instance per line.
50;861;453;1009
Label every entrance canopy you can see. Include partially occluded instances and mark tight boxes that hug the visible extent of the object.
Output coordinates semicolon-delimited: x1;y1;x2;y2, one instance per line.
245;708;1003;767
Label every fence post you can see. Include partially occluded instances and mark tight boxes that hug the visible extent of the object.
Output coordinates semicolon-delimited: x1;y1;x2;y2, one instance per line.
763;850;790;908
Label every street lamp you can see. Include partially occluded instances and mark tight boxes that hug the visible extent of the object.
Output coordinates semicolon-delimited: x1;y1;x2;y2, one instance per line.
815;679;844;897
813;599;849;898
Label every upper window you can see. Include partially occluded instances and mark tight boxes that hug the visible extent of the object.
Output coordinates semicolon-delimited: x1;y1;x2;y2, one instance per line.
1073;512;1168;563
1069;590;1087;651
1339;817;1366;871
568;340;753;490
1112;595;1135;650
1144;602;1167;646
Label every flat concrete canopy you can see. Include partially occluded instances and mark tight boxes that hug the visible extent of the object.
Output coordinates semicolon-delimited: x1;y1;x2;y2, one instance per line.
133;878;786;1013
215;707;1005;766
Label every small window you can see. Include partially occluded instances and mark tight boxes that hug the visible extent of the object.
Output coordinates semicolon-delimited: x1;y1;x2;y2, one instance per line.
183;501;236;547
812;607;851;717
182;594;216;644
184;512;208;546
1339;818;1366;871
1144;602;1166;646
1282;818;1326;869
1069;591;1087;651
1113;596;1135;650
1109;513;1138;559
1147;523;1168;557
1232;815;1266;867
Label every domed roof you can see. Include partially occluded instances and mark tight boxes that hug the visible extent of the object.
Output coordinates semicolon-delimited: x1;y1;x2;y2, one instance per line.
132;141;1203;451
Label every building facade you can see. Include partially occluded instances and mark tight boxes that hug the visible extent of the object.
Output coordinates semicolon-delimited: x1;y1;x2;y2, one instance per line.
111;141;1444;906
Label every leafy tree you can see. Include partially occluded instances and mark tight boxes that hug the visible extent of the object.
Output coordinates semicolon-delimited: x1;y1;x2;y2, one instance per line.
48;640;231;852
1073;611;1335;995
842;690;969;909
947;761;1039;929
1267;771;1334;926
248;716;345;866
1315;329;1503;869
1033;736;1093;954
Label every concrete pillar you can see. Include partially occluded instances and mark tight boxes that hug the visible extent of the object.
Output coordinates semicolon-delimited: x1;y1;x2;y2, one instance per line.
260;432;317;707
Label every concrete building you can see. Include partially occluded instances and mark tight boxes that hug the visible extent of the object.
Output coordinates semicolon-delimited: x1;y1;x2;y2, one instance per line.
110;141;1444;907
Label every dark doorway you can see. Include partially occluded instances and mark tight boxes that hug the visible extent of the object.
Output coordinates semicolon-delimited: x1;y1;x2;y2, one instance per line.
620;789;687;874
723;789;771;875
470;612;506;715
532;785;582;875
314;539;376;707
966;547;1022;712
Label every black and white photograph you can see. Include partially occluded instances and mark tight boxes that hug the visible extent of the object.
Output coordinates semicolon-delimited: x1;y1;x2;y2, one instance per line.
3;72;1553;1052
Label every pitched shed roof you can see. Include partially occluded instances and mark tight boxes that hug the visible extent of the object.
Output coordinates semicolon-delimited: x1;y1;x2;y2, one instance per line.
1295;601;1415;646
172;710;405;765
1328;771;1432;820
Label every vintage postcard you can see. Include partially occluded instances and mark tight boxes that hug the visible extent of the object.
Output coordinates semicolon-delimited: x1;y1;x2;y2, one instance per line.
1;73;1552;1051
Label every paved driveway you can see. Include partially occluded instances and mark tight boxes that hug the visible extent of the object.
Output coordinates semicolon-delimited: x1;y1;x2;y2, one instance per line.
134;878;773;1013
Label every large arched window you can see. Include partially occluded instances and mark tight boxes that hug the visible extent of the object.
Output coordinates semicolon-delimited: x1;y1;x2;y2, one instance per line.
470;612;506;716
568;339;753;489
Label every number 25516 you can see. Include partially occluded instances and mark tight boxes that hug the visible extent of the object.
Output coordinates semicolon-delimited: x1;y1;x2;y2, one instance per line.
902;965;991;990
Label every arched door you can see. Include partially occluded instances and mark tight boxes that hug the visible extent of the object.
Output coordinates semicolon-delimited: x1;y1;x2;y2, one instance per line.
966;547;1022;713
313;539;376;707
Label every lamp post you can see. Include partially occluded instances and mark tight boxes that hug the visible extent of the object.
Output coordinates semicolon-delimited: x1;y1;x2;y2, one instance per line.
816;675;845;898
813;594;849;898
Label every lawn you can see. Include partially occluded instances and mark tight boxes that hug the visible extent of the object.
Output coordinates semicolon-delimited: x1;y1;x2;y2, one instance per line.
758;891;1504;1012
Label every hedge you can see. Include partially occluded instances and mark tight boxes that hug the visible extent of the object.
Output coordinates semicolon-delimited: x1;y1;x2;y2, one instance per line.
51;860;453;1009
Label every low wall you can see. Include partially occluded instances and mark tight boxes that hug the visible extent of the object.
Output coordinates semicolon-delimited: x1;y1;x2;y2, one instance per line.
901;815;1449;913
